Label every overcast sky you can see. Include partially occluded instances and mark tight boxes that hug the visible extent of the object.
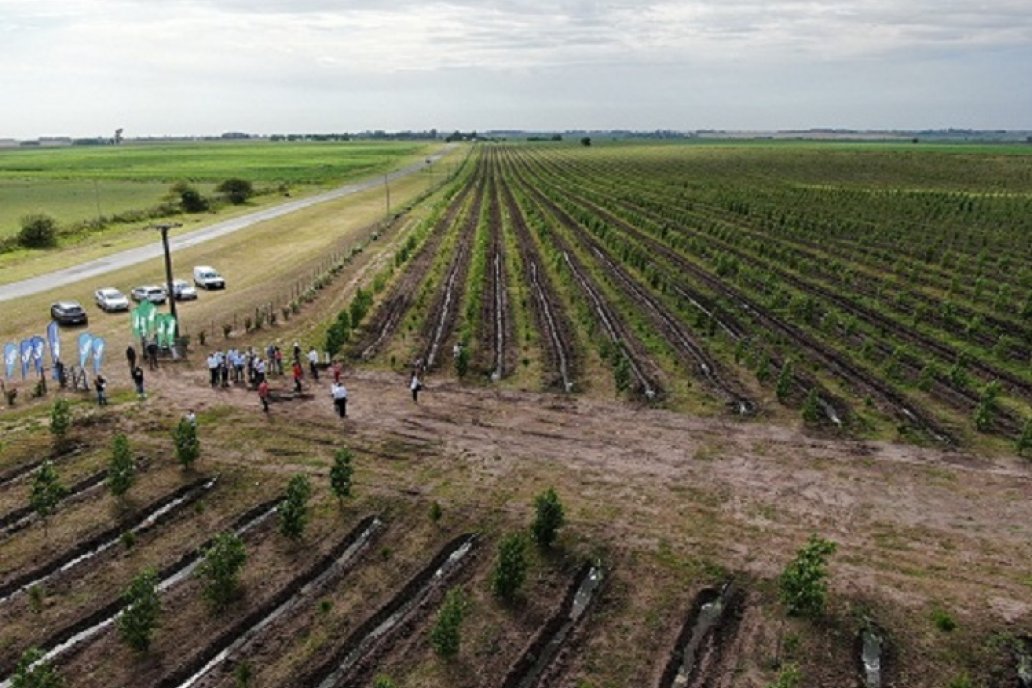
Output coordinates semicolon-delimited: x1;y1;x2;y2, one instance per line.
1;0;1030;137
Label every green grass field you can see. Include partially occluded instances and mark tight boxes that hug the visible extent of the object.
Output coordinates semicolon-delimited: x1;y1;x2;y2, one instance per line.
0;141;429;240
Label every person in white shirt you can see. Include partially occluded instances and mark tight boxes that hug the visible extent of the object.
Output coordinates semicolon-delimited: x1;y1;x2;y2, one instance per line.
410;372;421;403
308;348;320;382
207;353;219;387
330;381;348;418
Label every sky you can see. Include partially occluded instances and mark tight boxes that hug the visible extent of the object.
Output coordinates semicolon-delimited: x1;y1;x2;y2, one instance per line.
1;0;1030;137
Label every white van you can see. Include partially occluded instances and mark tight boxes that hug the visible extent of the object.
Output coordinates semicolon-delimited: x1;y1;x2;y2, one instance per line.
193;265;226;290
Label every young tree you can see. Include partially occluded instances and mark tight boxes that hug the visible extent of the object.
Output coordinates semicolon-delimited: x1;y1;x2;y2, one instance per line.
531;488;565;549
491;533;527;603
173;417;200;470
775;360;793;403
198;532;247;612
329;448;353;506
372;677;397;688
49;399;71;449
107;433;135;502
779;535;837;618
349;287;373;327
973;380;1000;432
455;345;470;378
430;587;467;659
1017;417;1032;457
30;461;66;536
766;662;802;688
11;647;63;688
801;388;821;425
279;474;311;540
117;568;161;652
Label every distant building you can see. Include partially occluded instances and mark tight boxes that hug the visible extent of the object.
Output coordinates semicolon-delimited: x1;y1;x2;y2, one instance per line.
38;137;72;147
0;138;18;149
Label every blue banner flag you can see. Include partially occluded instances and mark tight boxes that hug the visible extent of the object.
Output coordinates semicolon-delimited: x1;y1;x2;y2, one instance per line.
3;343;16;379
78;333;94;369
30;336;46;374
19;340;32;379
47;321;61;364
91;337;106;374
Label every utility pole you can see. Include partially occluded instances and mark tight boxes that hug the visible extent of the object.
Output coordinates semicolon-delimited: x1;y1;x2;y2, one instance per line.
153;222;183;337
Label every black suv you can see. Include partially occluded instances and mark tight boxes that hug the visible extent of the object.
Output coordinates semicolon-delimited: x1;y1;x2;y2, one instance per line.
51;301;89;326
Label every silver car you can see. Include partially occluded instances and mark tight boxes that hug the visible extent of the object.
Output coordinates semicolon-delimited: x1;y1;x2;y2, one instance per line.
131;285;168;304
94;287;130;312
172;279;198;301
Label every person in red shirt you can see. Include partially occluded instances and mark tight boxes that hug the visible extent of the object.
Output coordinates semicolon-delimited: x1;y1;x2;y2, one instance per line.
258;379;270;413
292;360;303;394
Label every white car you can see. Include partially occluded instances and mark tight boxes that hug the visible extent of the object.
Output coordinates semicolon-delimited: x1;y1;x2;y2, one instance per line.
94;287;130;312
131;285;168;304
172;279;198;301
193;265;225;290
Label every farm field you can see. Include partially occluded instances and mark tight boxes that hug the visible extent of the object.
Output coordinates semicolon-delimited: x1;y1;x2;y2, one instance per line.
0;141;434;258
0;141;1029;688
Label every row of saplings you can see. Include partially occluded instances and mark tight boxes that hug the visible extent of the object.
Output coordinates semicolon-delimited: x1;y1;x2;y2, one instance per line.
12;406;567;688
14;403;986;688
12;413;345;688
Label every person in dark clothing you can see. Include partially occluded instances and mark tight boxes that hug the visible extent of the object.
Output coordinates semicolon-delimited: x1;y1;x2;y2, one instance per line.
55;359;67;389
146;339;159;370
410;372;421;403
126;344;137;371
94;374;108;405
131;366;145;399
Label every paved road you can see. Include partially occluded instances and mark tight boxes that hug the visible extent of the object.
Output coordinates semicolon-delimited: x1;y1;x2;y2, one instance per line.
0;145;455;303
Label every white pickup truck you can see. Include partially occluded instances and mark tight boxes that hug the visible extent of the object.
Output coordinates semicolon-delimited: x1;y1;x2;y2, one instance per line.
193;265;226;290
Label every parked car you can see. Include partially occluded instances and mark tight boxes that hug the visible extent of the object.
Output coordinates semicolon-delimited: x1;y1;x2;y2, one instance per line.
94;287;130;312
172;279;198;301
51;301;88;326
193;265;225;290
131;285;168;304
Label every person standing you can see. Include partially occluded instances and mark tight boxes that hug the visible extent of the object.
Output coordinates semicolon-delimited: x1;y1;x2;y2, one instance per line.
258;379;270;413
126;344;137;371
274;346;284;375
255;357;267;385
291;360;303;394
410;371;421;403
307;347;320;382
146;338;159;370
330;381;348;418
131;366;145;399
185;409;197;426
332;359;342;384
94;373;108;406
292;341;301;364
207;352;219;387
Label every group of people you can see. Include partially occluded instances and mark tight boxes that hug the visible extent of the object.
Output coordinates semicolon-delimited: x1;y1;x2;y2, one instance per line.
89;337;429;417
205;347;275;388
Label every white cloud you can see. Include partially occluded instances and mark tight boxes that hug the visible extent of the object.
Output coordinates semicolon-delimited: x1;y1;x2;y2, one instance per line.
0;0;1029;135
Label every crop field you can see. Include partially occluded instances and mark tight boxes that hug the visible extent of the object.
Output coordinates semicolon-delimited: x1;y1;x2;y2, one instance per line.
0;141;1030;688
0;141;430;242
